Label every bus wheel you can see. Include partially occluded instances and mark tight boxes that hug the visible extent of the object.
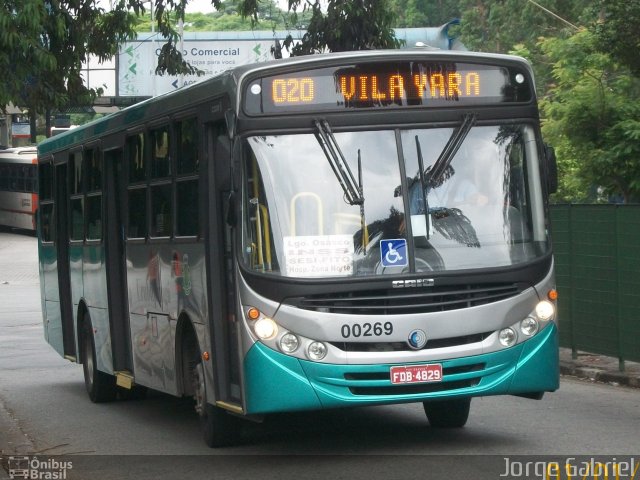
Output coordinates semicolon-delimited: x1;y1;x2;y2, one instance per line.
81;321;117;403
423;398;471;428
192;360;240;447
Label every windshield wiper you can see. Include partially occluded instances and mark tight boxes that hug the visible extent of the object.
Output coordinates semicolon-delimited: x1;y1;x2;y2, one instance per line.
426;113;477;187
314;119;364;206
415;134;430;221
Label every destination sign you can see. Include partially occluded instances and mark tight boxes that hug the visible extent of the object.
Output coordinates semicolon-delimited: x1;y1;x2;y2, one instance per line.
244;61;532;114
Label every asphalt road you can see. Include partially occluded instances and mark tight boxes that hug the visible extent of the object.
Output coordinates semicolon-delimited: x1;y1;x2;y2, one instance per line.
1;231;639;479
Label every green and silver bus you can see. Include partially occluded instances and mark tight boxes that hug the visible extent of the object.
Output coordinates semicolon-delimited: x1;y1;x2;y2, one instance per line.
37;49;559;447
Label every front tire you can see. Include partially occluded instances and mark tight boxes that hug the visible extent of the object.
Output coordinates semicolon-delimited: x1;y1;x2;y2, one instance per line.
423;398;471;428
193;359;240;447
82;320;117;403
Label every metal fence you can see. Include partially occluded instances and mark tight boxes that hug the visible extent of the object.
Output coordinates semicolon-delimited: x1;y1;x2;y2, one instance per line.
550;204;640;370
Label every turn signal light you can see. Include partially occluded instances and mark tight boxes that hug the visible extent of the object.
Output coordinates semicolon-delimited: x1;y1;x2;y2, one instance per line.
547;289;558;301
247;307;260;320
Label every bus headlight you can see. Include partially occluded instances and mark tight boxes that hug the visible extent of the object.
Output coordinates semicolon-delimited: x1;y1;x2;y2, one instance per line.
499;328;517;347
279;333;300;353
307;341;328;360
520;316;539;336
254;317;278;340
535;300;555;321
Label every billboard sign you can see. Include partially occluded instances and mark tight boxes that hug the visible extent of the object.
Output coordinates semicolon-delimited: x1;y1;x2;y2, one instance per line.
118;36;277;97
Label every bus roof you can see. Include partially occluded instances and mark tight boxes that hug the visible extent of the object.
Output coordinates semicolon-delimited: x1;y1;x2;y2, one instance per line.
38;49;533;158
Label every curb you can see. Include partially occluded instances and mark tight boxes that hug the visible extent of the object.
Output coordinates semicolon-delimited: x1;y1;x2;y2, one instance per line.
560;362;640;389
0;398;34;458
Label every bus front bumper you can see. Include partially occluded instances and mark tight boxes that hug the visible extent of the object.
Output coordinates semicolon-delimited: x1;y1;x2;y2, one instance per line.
243;323;559;414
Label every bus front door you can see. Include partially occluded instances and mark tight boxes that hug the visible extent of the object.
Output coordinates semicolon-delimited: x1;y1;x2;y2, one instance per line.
205;121;243;410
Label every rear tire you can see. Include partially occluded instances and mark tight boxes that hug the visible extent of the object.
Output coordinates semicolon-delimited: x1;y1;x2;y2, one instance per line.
423;398;471;428
192;357;240;447
82;320;117;403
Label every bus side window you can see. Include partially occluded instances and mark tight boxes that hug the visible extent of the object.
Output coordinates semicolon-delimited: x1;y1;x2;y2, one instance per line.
151;184;172;237
39;162;55;243
85;148;102;241
149;125;172;238
176;118;198;175
9;165;20;191
175;117;200;237
25;164;37;193
126;133;148;240
151;126;171;178
176;180;198;237
127;133;146;183
0;165;7;190
128;188;147;239
69;151;84;241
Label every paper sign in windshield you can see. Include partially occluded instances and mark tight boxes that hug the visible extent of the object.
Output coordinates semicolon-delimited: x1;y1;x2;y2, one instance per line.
284;235;354;277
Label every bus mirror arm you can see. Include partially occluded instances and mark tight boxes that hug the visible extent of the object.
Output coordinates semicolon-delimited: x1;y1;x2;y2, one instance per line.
225;110;237;140
225;191;237;227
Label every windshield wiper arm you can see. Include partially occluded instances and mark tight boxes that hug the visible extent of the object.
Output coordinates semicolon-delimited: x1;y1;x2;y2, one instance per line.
426;113;477;187
314;119;364;206
415;135;430;220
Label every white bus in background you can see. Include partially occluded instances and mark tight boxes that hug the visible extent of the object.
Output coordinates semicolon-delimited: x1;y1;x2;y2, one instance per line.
50;126;78;137
0;146;38;231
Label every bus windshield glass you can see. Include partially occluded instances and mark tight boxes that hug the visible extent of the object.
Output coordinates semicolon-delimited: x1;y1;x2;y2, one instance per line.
242;124;548;278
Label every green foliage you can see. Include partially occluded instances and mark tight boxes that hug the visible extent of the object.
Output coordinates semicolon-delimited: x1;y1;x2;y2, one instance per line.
241;0;402;55
2;0;639;204
134;0;302;33
456;0;584;53
0;0;137;113
390;0;461;28
594;0;640;75
540;29;640;203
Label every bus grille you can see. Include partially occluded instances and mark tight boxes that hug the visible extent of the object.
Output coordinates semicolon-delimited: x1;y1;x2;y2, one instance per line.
330;332;492;353
349;379;480;396
344;363;485;380
287;283;523;315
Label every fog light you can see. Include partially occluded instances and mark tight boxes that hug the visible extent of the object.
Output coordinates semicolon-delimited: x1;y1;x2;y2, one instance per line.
535;300;555;321
254;317;277;340
499;328;517;347
307;341;327;360
279;333;300;353
520;316;539;336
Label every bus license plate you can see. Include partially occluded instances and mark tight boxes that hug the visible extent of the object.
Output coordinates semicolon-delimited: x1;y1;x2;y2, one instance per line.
390;364;443;384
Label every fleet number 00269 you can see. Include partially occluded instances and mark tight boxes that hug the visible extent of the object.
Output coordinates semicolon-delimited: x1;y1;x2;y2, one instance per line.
340;322;394;339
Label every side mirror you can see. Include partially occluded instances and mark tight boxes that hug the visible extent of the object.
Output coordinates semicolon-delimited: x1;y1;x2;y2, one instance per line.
544;144;558;195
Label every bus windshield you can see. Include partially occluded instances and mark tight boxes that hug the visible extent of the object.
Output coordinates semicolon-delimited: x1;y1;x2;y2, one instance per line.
242;124;548;278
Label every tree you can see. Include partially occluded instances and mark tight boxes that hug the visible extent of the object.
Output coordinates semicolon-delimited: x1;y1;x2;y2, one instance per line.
2;0;401;130
454;0;590;95
594;0;640;76
0;1;218;141
540;30;640;203
389;0;461;28
239;0;403;55
0;1;137;123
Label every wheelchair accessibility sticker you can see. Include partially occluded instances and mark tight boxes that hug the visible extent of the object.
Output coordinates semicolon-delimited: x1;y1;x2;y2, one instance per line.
380;239;408;267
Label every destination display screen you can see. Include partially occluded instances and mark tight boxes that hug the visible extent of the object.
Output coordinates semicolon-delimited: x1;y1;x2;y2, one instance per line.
243;61;532;114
